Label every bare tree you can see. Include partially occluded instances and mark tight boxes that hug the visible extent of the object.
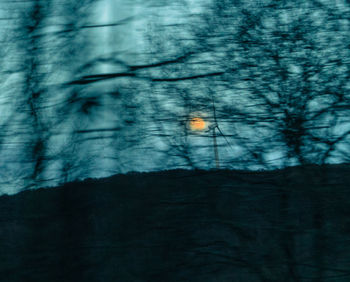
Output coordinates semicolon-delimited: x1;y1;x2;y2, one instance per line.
135;0;350;170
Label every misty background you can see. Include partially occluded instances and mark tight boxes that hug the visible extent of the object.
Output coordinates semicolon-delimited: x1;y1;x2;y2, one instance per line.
0;0;350;194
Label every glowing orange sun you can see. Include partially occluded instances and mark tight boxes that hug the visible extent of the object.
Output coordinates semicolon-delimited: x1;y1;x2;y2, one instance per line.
190;117;206;131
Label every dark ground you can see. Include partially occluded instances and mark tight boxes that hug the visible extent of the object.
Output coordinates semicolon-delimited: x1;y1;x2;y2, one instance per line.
1;165;350;281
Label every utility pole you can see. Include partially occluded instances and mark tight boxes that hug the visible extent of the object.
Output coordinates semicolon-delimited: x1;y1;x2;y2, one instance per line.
211;94;220;169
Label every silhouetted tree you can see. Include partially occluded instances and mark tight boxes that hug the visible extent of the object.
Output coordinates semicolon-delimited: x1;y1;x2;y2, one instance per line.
1;0;350;192
138;0;350;170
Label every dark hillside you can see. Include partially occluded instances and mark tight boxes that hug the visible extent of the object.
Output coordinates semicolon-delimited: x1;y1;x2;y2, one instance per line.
1;165;350;281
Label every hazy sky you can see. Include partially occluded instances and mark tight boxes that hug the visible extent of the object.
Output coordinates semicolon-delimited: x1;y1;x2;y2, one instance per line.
1;0;349;195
